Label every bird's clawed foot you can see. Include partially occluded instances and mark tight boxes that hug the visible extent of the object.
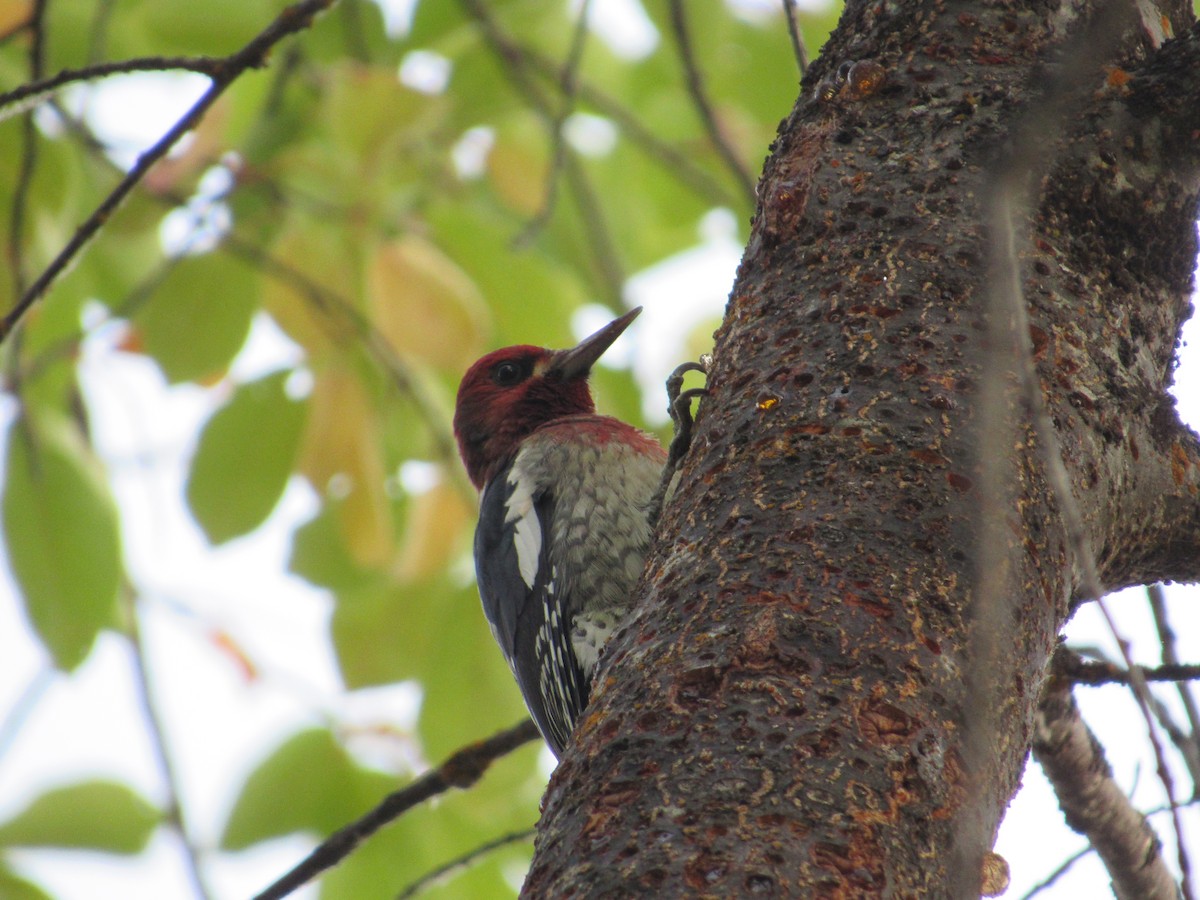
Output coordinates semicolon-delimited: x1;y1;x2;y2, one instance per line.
665;358;709;469
648;356;710;529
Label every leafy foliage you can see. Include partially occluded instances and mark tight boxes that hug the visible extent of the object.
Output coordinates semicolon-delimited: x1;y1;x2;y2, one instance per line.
0;780;160;854
2;411;122;671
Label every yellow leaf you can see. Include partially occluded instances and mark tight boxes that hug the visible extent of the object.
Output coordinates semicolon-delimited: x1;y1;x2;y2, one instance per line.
486;114;549;217
0;0;31;34
262;222;363;357
394;478;472;581
299;364;393;568
367;235;488;371
323;62;444;163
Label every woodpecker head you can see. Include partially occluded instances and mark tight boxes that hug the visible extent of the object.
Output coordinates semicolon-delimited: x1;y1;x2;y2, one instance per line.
454;307;641;489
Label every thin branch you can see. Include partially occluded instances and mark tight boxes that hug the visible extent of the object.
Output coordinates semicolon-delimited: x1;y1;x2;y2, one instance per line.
458;0;625;304
0;665;54;765
514;0;593;247
780;0;810;77
562;152;625;308
1064;655;1200;687
85;0;118;63
1148;584;1200;793
1148;694;1200;801
0;0;339;344
1023;797;1200;899
0;57;225;121
252;719;541;900
123;588;216;900
1019;842;1093;900
510;43;737;208
7;0;47;301
394;827;536;899
666;0;756;204
1034;665;1179;900
16;100;469;495
216;230;467;479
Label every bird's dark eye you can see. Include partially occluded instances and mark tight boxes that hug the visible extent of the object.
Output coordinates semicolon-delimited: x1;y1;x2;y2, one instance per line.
492;360;528;387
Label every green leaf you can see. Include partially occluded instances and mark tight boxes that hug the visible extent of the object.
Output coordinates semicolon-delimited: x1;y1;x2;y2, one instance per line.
220;728;394;850
0;781;160;854
425;199;586;349
135;253;259;384
0;867;54;900
419;630;532;763
303;0;399;67
141;0;275;55
2;413;122;671
223;728;535;899
186;370;308;543
329;578;438;689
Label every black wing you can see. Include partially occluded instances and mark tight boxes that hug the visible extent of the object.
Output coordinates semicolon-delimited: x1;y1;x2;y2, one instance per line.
475;469;589;756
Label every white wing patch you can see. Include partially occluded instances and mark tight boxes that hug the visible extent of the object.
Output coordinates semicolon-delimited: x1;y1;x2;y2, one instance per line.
571;611;617;679
504;467;541;589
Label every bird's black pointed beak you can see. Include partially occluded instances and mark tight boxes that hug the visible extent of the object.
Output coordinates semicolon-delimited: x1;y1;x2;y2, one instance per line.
547;307;642;380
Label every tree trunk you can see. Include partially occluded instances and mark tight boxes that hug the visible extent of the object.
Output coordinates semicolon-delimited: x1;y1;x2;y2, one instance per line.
523;0;1200;895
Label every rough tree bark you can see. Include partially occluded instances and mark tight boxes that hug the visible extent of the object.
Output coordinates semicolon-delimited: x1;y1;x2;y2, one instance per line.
521;0;1200;896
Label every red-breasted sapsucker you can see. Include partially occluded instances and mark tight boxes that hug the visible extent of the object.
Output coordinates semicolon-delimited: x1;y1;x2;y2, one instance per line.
453;308;665;756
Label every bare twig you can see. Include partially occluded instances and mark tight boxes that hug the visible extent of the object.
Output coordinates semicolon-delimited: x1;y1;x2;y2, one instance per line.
1019;842;1093;899
394;827;536;899
124;589;216;900
1148;584;1200;794
666;0;756;204
561;154;625;307
253;719;541;900
517;45;736;207
1034;665;1179;900
781;0;810;77
17;101;468;492
458;0;625;305
1148;694;1200;801
514;0;593;247
85;0;118;63
217;231;467;477
0;57;224;120
1063;654;1200;687
7;0;47;301
0;0;338;344
0;665;54;765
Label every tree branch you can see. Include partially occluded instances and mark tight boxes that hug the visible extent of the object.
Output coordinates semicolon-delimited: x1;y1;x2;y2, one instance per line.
124;589;216;900
394;827;536;899
513;0;592;248
0;0;338;344
1051;23;1200;590
780;0;810;77
458;0;625;306
666;0;757;205
0;57;225;120
518;46;738;208
1062;650;1200;688
252;719;540;900
1034;669;1179;900
1147;584;1200;791
6;0;47;303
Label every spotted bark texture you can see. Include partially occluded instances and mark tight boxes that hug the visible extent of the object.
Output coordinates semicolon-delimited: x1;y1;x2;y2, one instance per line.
522;0;1200;896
